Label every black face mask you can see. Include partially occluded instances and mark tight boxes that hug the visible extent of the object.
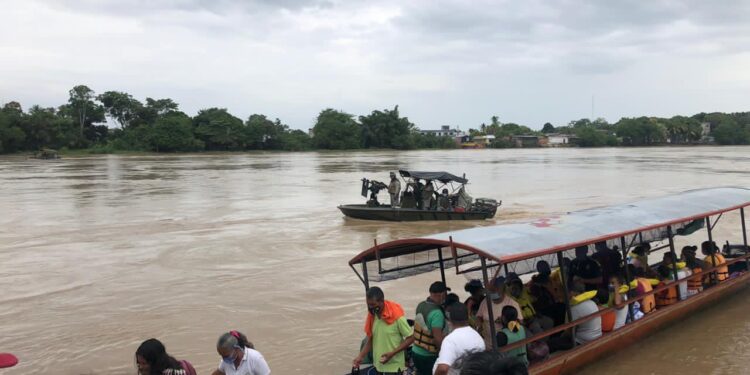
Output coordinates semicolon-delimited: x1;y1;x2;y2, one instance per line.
368;306;382;316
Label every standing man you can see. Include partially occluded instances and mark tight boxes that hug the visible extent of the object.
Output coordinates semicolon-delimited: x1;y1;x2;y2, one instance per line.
475;276;521;350
353;287;413;375
388;172;401;208
422;180;435;210
433;303;484;375
412;282;449;375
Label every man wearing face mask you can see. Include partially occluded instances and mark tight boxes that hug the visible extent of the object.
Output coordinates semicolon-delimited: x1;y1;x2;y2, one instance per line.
475;276;521;350
353;287;414;374
412;281;449;375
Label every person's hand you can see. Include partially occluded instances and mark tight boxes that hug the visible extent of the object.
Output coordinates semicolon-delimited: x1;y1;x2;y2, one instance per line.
379;352;394;364
352;354;363;368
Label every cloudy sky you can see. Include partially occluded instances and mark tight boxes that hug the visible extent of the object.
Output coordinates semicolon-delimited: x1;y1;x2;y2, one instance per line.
1;0;749;130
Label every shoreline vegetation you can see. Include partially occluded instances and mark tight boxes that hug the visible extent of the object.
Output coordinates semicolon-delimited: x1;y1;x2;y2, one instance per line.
2;84;749;156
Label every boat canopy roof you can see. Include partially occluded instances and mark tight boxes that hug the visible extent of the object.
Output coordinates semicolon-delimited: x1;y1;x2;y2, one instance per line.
399;170;468;184
350;187;750;280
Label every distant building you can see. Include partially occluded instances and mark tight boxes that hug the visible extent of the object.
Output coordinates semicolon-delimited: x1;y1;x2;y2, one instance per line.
419;125;465;138
546;133;578;147
511;135;542;148
473;135;495;147
308;128;314;138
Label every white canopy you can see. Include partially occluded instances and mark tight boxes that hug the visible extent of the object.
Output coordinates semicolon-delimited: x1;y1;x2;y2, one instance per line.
350;187;750;281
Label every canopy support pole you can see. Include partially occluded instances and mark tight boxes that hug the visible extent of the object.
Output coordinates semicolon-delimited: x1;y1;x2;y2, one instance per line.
666;226;682;301
620;236;635;323
556;250;575;348
437;247;447;284
741;208;748;269
361;260;370;291
706;216;718;286
481;257;498;350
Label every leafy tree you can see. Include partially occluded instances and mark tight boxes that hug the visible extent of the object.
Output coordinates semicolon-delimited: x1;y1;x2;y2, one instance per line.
615;117;667;146
98;91;143;129
279;129;313;151
713;122;750;145
0;105;26;153
148;112;202;151
139;98;180;125
541;122;555;133
312;109;361;149
359;106;416;149
413;133;457;149
245;114;289;150
193;108;244;150
64;85;104;138
575;127;619;147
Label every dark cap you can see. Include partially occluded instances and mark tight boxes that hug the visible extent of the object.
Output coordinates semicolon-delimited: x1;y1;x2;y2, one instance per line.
445;303;469;323
429;281;451;293
682;245;698;252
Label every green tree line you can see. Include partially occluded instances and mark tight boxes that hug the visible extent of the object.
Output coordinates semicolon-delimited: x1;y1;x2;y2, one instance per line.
470;112;750;148
2;84;749;154
0;85;455;154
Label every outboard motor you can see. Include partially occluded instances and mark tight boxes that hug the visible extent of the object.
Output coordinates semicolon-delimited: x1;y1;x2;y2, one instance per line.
473;198;502;215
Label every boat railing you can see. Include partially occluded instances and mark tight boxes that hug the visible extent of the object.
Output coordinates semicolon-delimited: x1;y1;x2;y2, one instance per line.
497;252;750;354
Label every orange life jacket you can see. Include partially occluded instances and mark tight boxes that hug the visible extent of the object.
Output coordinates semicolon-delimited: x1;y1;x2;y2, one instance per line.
655;281;678;307
601;310;616;332
636;278;656;314
688;267;703;292
703;254;729;283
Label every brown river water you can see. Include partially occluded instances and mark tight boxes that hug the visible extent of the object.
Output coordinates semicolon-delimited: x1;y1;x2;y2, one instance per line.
1;146;749;374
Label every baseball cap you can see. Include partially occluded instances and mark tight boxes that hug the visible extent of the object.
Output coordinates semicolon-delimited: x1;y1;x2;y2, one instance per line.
429;281;451;293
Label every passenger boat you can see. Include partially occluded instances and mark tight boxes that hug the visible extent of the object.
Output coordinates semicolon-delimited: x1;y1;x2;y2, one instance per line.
338;170;501;221
347;187;750;374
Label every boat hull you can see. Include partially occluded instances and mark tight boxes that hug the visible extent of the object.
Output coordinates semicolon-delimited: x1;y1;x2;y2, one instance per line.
531;271;750;375
338;204;495;221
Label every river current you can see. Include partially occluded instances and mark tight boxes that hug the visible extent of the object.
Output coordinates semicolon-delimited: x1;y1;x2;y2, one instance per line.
1;146;749;374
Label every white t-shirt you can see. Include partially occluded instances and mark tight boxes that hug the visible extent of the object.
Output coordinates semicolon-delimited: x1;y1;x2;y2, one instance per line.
613;294;628;330
570;300;601;344
218;347;271;375
432;326;485;375
677;269;689;300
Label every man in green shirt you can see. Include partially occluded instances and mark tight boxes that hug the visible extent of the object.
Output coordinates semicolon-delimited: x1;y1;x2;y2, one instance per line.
353;287;414;374
412;281;448;375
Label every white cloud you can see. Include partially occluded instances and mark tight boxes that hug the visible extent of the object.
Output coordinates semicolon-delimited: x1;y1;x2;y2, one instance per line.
0;0;748;129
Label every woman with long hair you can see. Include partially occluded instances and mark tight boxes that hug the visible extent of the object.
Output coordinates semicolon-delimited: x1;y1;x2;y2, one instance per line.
135;338;196;375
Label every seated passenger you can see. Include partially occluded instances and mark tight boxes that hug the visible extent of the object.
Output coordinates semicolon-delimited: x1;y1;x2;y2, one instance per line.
629;265;658;314
496;305;529;367
629;243;657;278
507;277;554;335
437;189;452;211
528;261;566;326
476;276;522;350
592;241;622;287
568;282;602;344
569;246;602;292
600;274;628;332
701;240;729;284
655;265;678;308
663;252;689;300
681;245;705;296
